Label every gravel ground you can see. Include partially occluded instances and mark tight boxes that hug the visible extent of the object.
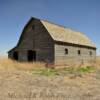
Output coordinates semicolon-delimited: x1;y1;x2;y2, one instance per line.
0;69;100;100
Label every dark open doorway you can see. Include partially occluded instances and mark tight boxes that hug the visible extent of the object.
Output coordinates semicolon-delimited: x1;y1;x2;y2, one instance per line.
28;50;36;61
13;51;18;60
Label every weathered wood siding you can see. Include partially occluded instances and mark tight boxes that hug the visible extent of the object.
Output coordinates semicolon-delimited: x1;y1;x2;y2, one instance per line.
54;43;96;64
33;19;54;62
17;21;35;49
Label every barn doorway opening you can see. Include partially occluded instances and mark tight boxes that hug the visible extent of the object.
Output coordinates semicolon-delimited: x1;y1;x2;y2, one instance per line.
28;50;36;61
13;51;18;60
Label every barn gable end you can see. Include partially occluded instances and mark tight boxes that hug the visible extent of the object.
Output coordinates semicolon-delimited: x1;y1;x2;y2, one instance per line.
8;17;54;62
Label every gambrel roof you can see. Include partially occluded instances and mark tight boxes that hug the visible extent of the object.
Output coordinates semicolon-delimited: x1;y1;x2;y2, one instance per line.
8;17;96;53
41;19;96;48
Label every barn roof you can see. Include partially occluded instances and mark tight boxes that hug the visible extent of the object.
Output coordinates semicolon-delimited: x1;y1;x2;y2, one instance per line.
40;19;96;48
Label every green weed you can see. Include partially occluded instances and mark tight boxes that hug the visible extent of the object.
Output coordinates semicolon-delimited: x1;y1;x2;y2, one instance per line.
32;68;59;76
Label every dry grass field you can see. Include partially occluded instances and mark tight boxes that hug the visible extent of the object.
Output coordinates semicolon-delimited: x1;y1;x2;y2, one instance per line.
0;57;100;100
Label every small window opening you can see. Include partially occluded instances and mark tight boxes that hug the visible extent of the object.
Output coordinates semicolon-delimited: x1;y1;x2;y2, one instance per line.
78;50;81;55
65;48;68;54
90;51;92;56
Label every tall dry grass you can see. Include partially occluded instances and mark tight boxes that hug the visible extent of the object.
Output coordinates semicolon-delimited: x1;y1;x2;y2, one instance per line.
94;56;100;68
0;57;45;71
54;59;97;69
0;56;100;71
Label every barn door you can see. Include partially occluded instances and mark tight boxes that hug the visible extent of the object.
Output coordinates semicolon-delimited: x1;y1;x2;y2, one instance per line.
28;50;36;61
13;51;18;60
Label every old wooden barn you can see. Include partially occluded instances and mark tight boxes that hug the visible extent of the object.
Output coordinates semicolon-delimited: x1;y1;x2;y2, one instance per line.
8;17;96;64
